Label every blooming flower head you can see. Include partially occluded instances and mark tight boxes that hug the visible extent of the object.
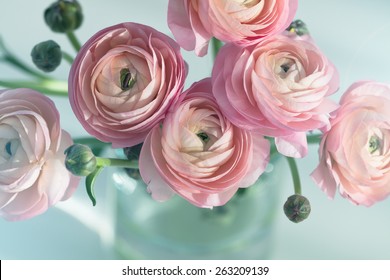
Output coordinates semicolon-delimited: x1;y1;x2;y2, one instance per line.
0;88;79;221
168;0;298;56
312;81;390;206
212;32;339;157
69;22;186;148
140;78;270;208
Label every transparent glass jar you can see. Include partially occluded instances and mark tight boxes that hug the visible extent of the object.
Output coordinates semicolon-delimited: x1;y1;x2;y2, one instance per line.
108;157;283;260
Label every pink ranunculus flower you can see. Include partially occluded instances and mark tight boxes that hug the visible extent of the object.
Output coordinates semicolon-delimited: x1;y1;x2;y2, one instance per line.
69;22;186;148
140;78;270;208
312;81;390;206
0;89;79;221
212;32;339;158
168;0;298;56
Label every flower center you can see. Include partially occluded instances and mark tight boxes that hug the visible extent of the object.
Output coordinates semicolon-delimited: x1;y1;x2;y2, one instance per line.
120;68;137;91
272;56;305;83
196;131;210;144
368;135;382;155
277;58;296;76
5;141;12;155
0;138;20;161
281;63;291;73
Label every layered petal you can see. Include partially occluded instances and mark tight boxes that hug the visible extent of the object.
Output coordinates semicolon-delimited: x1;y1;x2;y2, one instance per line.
0;89;79;221
212;32;339;157
69;22;186;148
168;0;298;56
140;78;270;207
311;81;390;206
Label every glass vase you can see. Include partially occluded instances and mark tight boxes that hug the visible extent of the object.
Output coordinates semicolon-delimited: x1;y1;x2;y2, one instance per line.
108;157;283;260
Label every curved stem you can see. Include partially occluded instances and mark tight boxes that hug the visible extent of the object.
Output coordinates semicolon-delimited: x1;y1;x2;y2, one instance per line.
96;157;139;170
66;31;82;52
62;51;74;64
0;79;68;96
73;137;109;156
211;37;223;61
0;56;50;80
286;156;302;195
0;38;52;80
307;133;322;145
73;137;107;147
0;45;52;81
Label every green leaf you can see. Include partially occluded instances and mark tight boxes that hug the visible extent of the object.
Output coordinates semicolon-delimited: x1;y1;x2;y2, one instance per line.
85;165;104;206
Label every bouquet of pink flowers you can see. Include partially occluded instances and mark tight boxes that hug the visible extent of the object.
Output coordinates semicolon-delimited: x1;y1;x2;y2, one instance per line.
1;0;389;229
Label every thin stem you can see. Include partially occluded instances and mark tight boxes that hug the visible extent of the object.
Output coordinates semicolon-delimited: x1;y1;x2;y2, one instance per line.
286;156;302;195
96;157;139;170
211;37;223;61
0;56;52;83
73;137;109;156
0;38;52;80
66;31;82;52
0;56;50;80
307;133;322;145
73;137;107;147
62;51;74;64
0;79;68;96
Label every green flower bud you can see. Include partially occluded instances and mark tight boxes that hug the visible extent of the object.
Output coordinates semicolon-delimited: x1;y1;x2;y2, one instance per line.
44;0;83;33
64;144;97;176
283;194;311;223
31;40;62;72
286;19;309;36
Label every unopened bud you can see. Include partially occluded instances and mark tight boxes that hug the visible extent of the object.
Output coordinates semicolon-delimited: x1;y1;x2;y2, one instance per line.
31;40;62;72
283;194;311;223
64;144;97;176
44;0;83;33
286;19;309;36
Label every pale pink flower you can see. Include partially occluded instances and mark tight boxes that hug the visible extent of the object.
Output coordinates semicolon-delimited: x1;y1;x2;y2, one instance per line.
168;0;298;56
69;22;186;148
0;89;79;221
140;78;270;208
312;81;390;206
212;32;339;158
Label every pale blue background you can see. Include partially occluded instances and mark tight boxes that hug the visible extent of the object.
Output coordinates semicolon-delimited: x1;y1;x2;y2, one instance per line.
1;0;390;259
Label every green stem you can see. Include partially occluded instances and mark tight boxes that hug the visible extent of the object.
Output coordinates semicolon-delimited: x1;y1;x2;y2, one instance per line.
0;79;68;96
62;51;74;64
307;133;322;145
0;56;50;80
268;133;320;197
0;38;51;80
96;157;139;170
286;156;302;195
211;37;223;61
66;31;82;52
74;137;107;147
73;137;109;156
